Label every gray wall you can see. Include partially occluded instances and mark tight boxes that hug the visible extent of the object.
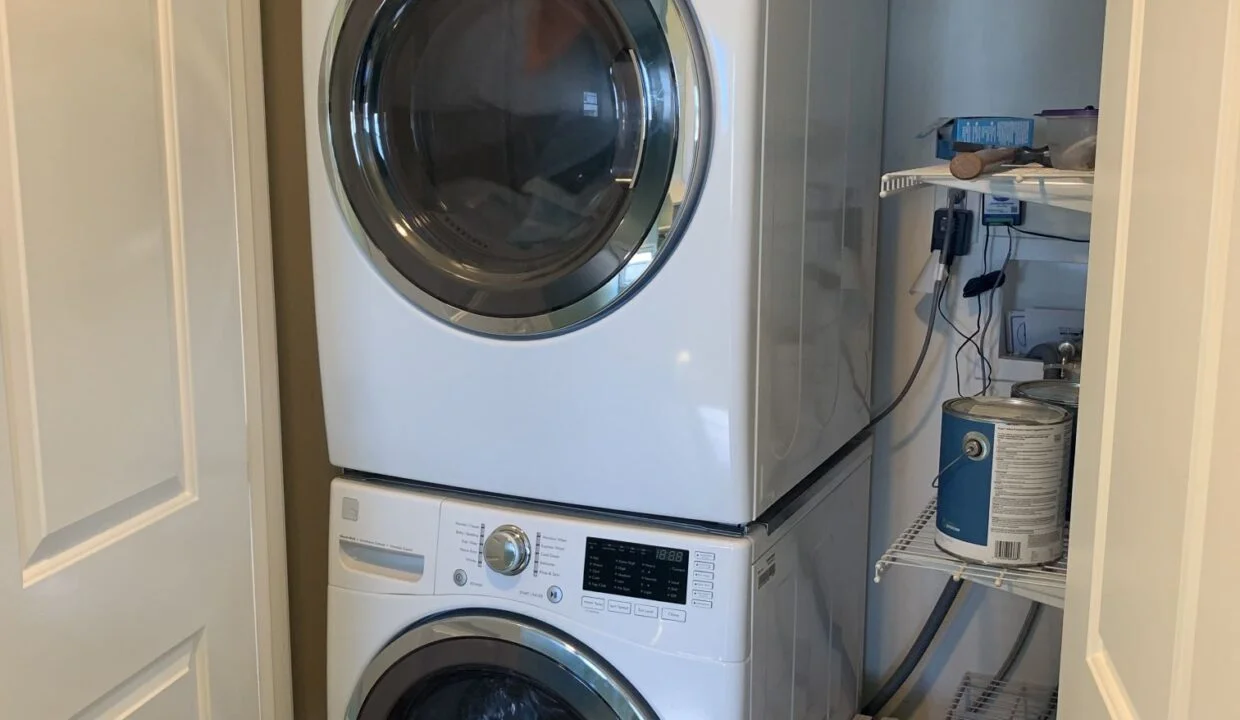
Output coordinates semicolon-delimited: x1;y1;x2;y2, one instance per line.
260;1;335;717
867;2;1106;717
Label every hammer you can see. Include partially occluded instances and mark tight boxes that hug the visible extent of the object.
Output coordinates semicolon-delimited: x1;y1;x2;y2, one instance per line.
949;147;1019;180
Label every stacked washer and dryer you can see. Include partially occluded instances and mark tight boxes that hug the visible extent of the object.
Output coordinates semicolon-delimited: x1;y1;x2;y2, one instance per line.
303;0;888;716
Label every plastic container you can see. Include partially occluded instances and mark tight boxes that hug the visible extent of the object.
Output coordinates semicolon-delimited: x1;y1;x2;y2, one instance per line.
1036;107;1099;170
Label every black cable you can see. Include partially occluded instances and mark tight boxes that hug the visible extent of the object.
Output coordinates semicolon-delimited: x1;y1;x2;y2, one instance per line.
939;285;986;398
977;229;1015;394
942;225;995;399
859;578;965;717
972;225;992;381
977;226;993;394
1012;227;1089;243
973;294;988;396
985;229;1017;388
968;601;1044;715
862;275;948;433
943;196;986;397
974;225;994;394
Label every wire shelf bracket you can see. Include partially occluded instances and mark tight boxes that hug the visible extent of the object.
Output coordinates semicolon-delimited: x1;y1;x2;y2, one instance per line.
874;499;1068;609
945;673;1058;720
880;165;1094;213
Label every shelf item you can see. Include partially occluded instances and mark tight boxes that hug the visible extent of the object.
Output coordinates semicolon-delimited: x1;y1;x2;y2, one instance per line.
873;499;1068;608
946;673;1058;720
880;165;1094;213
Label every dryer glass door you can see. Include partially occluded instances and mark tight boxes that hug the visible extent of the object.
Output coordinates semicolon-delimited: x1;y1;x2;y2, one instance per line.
323;0;710;337
348;614;657;720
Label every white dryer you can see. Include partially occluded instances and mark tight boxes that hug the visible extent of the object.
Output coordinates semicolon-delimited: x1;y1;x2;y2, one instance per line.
327;442;871;719
303;0;887;523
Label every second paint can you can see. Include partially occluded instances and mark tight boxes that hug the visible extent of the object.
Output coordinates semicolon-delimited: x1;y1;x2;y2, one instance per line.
937;397;1072;566
1012;379;1080;519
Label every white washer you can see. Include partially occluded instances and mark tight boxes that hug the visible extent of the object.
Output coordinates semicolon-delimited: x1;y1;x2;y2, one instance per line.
303;0;887;523
328;442;871;720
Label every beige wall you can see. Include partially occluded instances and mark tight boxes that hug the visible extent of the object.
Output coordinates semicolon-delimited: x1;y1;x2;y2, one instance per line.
260;1;334;718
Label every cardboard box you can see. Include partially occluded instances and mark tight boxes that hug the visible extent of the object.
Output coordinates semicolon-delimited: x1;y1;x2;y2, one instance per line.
1007;308;1085;356
920;116;1036;160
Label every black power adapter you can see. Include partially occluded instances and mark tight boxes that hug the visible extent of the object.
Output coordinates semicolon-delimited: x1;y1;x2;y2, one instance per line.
932;207;973;265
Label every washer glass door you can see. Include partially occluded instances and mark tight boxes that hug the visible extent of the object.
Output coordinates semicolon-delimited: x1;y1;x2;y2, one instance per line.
324;0;710;337
373;665;593;719
349;614;658;720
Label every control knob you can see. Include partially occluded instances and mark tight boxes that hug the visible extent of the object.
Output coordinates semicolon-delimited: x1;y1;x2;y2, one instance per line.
484;524;531;576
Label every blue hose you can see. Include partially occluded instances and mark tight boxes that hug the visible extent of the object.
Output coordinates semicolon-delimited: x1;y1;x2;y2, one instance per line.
860;577;964;717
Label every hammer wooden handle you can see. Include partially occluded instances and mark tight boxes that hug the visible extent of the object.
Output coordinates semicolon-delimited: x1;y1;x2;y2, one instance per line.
950;147;1019;180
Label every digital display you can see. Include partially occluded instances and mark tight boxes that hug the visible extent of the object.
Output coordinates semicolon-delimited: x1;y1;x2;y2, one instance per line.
583;537;689;605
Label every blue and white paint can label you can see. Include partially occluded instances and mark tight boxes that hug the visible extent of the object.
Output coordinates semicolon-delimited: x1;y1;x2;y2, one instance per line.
936;397;1071;566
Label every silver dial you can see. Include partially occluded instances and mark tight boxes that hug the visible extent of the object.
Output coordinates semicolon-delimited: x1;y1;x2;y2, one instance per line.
484;525;531;576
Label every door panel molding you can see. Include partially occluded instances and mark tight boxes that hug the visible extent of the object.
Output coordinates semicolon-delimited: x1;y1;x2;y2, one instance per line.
69;631;209;720
1168;3;1240;713
22;478;193;586
1087;648;1138;718
1063;0;1240;717
0;217;199;588
0;0;292;715
1080;0;1140;687
0;0;200;588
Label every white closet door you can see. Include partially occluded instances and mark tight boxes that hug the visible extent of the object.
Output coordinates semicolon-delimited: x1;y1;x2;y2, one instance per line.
0;0;287;717
1061;0;1240;717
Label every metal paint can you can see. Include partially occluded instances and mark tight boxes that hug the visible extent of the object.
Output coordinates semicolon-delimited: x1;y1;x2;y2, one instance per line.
1013;380;1080;519
937;397;1072;566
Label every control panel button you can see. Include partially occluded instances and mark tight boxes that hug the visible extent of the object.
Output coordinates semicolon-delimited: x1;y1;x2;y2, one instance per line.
692;590;713;601
634;604;658;618
547;586;563;604
694;561;715;572
607;599;632;615
692;599;713;609
693;580;713;591
581;596;605;612
660;608;687;623
452;569;468;587
693;571;714;581
696;552;716;561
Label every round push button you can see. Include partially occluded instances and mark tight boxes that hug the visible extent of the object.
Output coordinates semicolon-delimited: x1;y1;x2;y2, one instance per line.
547;586;563;604
452;569;468;587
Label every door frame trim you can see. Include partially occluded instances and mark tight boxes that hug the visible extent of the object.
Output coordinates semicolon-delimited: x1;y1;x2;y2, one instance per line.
230;0;295;717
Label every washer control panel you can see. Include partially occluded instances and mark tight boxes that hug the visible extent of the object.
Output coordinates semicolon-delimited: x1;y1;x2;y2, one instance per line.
690;551;718;609
435;497;748;659
583;536;689;606
329;479;749;662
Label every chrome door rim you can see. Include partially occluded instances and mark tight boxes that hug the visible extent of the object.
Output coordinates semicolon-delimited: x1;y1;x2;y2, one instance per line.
318;0;713;338
345;612;659;719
